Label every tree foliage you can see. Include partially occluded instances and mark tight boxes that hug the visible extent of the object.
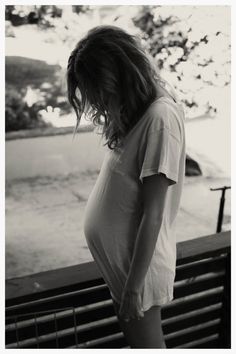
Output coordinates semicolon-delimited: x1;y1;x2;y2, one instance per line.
5;5;89;28
133;6;230;117
5;57;68;132
5;85;50;132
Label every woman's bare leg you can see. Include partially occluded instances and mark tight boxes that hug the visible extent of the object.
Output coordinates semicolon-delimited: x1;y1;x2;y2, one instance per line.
112;298;166;348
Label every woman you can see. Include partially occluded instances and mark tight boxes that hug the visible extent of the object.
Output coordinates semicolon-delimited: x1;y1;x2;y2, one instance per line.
67;25;186;348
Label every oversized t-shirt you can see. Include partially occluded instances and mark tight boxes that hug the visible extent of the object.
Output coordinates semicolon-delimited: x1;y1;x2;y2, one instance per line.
83;95;186;311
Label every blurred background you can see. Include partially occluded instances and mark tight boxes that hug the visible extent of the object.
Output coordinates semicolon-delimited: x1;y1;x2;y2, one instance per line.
5;5;231;279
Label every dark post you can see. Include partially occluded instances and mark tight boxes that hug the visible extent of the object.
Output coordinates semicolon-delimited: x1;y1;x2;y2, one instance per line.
210;186;231;233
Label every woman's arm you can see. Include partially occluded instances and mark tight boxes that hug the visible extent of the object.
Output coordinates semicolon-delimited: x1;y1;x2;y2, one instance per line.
123;173;173;294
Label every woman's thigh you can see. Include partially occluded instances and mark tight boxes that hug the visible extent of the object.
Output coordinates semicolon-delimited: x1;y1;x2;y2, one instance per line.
112;298;166;348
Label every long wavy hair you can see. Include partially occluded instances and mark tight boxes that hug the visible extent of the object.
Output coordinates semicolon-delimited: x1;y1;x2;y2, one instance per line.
67;25;166;149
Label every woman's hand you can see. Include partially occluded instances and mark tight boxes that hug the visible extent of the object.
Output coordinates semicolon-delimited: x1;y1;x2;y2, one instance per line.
118;288;144;322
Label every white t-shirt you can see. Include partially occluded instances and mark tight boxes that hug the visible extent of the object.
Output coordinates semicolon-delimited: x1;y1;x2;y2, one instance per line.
83;95;186;311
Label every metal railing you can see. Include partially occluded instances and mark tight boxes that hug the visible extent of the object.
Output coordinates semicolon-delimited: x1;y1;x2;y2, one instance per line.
6;231;231;349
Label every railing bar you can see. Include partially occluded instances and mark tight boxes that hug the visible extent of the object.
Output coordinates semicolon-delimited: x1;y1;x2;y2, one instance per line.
6;309;71;328
176;255;227;272
6;299;112;321
162;303;222;325
174;272;225;288
174;333;219;348
175;269;225;280
54;312;59;348
164;318;221;340
6;298;113;320
14;316;20;348
176;253;228;267
6;306;75;319
73;307;79;348
34;314;40;348
6;284;108;312
77;331;125;348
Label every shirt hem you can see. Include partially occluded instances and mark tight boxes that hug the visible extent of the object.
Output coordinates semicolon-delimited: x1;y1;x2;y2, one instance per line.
141;295;174;311
110;291;174;312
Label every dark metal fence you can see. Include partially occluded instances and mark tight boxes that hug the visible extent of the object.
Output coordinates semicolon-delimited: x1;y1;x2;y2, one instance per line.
6;231;231;348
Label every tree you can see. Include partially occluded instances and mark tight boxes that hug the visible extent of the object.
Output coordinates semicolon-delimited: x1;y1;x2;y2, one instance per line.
133;5;230;118
5;5;89;28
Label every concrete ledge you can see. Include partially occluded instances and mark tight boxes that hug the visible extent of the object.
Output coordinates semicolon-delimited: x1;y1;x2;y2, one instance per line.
5;124;95;141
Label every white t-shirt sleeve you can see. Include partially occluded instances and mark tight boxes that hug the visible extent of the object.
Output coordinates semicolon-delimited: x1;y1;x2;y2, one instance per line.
139;103;182;185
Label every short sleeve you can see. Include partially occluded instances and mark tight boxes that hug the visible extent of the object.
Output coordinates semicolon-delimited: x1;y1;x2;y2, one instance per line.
139;127;182;185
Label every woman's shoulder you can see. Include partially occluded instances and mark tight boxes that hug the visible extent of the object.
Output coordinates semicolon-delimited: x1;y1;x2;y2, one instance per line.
144;96;185;144
147;96;180;129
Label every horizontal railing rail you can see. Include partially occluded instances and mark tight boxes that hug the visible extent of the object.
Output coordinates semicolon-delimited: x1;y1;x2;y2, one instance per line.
6;230;231;349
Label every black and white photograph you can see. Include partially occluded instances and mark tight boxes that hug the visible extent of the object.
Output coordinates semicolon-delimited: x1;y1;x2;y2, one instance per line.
3;1;232;350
